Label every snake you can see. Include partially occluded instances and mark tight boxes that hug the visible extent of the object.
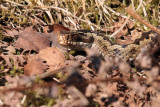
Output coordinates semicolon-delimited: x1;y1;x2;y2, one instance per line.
57;30;154;61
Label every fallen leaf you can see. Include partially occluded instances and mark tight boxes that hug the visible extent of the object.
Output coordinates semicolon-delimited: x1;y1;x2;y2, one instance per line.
38;47;65;71
1;46;25;68
130;29;142;41
14;27;50;52
24;55;47;76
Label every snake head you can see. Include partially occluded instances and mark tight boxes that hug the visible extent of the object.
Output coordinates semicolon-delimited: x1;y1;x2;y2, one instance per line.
58;31;94;51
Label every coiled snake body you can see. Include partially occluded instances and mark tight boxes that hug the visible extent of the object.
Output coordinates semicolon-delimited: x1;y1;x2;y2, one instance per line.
57;30;154;60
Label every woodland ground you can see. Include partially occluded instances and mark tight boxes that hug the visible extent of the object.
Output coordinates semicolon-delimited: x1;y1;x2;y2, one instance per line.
0;0;160;107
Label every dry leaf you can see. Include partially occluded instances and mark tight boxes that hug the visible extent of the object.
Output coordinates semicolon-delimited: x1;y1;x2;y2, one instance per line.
38;47;65;71
1;46;25;68
14;27;50;52
24;55;47;76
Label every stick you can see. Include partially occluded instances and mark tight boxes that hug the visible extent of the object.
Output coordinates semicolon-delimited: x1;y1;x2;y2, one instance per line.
126;7;160;34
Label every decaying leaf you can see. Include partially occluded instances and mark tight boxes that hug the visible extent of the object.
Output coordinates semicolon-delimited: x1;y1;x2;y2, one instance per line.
24;55;47;76
14;27;50;52
1;45;25;68
1;1;160;107
38;47;65;71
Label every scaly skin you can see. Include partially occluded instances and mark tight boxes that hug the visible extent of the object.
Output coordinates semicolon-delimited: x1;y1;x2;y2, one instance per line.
57;30;153;60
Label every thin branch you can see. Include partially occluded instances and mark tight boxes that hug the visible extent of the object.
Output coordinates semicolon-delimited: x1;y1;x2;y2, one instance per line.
4;0;24;6
35;66;66;79
126;7;160;34
110;1;143;38
110;15;131;38
4;0;100;29
104;5;127;18
0;67;66;92
41;6;100;29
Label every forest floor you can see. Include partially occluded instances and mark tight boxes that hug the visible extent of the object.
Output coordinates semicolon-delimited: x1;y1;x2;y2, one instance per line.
0;0;160;107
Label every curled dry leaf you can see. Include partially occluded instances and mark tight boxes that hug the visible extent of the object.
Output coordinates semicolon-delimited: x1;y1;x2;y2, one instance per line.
127;20;134;29
104;17;143;45
24;55;47;76
14;27;50;52
130;29;142;41
38;47;65;71
116;29;143;44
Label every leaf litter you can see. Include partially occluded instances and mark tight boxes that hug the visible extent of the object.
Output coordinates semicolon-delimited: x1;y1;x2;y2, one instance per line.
1;20;160;107
0;1;160;106
1;23;160;106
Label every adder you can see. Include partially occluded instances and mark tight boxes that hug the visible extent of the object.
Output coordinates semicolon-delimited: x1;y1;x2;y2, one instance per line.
57;29;157;61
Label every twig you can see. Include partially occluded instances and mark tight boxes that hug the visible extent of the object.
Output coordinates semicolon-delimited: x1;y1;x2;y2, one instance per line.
131;0;135;10
4;0;24;6
35;66;66;79
126;7;160;34
110;15;131;38
137;0;143;10
41;6;100;29
110;1;143;38
0;67;66;92
97;0;111;16
104;6;127;18
36;0;54;24
32;15;47;25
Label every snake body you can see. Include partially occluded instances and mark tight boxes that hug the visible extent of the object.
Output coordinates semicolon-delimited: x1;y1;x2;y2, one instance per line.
57;30;153;60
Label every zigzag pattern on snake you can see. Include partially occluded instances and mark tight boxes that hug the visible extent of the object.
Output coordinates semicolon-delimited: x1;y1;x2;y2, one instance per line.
57;30;154;61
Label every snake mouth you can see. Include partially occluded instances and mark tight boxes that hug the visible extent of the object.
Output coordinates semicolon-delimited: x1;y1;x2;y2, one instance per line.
57;32;94;50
